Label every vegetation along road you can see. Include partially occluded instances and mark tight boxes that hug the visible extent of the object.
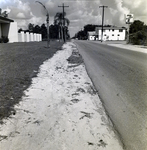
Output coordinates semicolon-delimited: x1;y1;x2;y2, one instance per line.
75;40;147;150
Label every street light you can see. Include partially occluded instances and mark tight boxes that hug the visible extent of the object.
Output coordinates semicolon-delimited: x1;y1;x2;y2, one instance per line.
36;1;50;48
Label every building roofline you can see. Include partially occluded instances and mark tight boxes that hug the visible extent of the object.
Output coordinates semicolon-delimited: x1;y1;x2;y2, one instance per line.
95;26;126;30
0;16;14;23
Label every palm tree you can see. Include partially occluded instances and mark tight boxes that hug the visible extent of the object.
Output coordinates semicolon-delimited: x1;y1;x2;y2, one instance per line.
54;12;63;42
54;12;70;42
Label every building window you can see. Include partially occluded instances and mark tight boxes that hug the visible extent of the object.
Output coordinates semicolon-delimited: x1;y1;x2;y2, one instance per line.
119;29;123;32
118;34;120;36
112;29;114;31
112;34;114;36
104;34;107;36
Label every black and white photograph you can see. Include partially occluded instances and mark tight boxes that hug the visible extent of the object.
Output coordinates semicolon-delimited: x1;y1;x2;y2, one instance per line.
0;0;147;150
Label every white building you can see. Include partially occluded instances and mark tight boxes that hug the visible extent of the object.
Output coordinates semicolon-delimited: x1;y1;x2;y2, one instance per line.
88;31;96;40
0;16;18;43
95;26;126;41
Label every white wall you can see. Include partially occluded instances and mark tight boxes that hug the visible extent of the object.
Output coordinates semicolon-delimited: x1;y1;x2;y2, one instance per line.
25;32;30;42
18;32;42;42
18;31;25;42
34;33;37;41
30;33;34;41
8;22;18;43
98;29;126;41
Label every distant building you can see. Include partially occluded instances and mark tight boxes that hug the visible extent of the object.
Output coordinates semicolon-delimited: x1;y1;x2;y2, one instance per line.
88;31;96;40
95;26;126;41
0;16;18;43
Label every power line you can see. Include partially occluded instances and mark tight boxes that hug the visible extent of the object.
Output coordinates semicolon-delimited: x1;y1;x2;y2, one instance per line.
99;5;108;42
58;3;69;26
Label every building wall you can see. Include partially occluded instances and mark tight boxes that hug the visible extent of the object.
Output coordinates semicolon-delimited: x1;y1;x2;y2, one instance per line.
96;28;126;41
18;31;42;42
1;22;18;42
1;23;9;37
8;22;18;43
103;29;125;41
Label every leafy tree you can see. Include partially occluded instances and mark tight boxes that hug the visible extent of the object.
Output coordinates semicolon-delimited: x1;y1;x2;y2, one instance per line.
84;24;98;32
54;12;64;41
49;24;58;39
28;23;34;32
33;25;41;33
40;23;47;40
129;20;147;45
76;30;87;40
129;20;144;34
0;8;8;17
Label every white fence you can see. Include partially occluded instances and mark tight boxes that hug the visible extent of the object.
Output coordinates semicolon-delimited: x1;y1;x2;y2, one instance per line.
18;31;42;42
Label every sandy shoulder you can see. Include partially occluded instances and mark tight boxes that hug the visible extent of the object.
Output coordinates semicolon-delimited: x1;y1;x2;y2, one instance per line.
0;42;123;150
107;43;147;53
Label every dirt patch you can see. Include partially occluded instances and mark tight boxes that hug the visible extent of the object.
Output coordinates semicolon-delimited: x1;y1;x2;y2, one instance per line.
0;41;63;123
71;99;80;103
67;48;83;67
80;111;92;120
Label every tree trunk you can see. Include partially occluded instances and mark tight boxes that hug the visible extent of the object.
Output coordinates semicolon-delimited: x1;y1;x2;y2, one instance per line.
63;26;66;43
59;26;61;42
61;26;63;42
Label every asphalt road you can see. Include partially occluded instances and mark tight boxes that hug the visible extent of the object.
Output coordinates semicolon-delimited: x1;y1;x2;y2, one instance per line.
74;40;147;150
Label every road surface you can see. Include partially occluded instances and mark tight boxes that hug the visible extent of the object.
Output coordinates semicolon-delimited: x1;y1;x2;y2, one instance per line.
75;40;147;150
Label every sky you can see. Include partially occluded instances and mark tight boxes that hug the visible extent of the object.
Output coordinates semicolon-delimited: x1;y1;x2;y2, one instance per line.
0;0;147;37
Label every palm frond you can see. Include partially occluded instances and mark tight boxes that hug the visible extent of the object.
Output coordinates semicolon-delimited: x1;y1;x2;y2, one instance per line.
64;18;70;26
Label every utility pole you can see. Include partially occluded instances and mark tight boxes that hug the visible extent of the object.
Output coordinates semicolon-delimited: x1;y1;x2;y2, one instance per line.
36;1;50;48
58;3;69;43
99;6;108;42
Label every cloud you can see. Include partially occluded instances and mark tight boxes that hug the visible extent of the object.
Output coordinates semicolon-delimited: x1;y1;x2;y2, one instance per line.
2;0;33;20
109;0;130;26
16;12;26;19
123;0;147;20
